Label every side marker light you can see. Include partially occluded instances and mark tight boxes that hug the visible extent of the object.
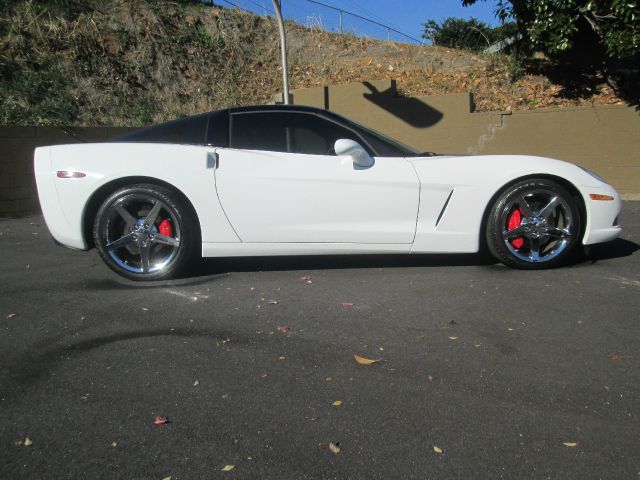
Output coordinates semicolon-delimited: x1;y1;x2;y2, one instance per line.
589;193;614;201
57;171;87;179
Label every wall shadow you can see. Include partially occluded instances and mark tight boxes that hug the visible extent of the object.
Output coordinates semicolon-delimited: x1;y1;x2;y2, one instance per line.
361;81;444;128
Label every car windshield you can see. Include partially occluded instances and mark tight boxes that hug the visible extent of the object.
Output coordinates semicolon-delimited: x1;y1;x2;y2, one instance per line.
330;113;422;157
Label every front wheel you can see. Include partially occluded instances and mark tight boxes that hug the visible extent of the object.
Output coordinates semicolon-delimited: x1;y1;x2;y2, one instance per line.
93;184;198;281
485;179;582;269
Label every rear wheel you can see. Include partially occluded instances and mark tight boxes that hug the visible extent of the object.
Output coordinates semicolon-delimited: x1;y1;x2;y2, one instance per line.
93;184;197;281
486;179;581;269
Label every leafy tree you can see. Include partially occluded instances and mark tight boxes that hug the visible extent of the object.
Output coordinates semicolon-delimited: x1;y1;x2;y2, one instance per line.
422;18;492;51
462;0;640;62
422;17;518;52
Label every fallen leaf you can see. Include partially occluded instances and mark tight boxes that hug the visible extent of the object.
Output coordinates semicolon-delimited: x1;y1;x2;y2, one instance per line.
276;325;290;333
221;465;235;472
608;354;624;361
353;354;381;365
24;437;32;447
329;442;341;454
6;313;16;319
433;445;442;454
193;380;200;386
332;400;343;406
562;442;578;447
448;336;459;340
341;302;354;308
154;416;169;425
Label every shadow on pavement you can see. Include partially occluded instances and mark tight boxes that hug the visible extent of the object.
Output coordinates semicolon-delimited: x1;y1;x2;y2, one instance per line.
1;327;246;403
581;238;640;264
189;238;639;277
83;238;638;289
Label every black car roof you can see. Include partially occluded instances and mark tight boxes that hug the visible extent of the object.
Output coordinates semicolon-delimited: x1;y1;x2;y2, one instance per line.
228;104;327;115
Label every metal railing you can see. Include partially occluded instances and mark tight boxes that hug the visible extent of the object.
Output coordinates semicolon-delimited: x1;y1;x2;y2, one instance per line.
198;0;423;45
304;0;423;44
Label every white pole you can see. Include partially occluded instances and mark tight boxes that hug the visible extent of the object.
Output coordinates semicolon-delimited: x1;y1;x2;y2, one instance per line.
272;0;290;104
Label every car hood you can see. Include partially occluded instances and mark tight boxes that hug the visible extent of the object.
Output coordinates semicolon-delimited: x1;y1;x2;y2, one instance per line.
407;154;605;190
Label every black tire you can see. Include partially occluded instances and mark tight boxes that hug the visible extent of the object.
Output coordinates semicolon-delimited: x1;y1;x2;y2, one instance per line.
93;184;198;281
485;178;581;269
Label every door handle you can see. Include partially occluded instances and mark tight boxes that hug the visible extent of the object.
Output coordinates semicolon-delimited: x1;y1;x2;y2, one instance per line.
207;152;219;169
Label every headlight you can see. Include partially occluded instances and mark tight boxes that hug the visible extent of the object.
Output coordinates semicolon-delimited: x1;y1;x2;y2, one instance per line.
579;166;608;184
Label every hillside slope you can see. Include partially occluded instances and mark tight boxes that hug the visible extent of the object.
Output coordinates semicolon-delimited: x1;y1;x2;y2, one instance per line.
0;0;628;126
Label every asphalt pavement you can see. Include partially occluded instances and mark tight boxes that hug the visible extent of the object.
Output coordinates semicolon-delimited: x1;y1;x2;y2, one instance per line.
1;202;639;480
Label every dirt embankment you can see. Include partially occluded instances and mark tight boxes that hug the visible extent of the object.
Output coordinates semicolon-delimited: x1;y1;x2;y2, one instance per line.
0;0;628;126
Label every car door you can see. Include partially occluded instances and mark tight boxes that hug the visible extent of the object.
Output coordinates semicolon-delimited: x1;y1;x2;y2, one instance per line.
214;110;419;245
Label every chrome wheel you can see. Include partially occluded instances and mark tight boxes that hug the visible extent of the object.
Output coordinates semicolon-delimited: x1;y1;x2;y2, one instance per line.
501;188;575;263
94;184;197;280
103;195;181;273
486;179;581;269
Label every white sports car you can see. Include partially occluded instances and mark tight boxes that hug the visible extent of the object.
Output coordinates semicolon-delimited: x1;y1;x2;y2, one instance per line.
34;105;622;280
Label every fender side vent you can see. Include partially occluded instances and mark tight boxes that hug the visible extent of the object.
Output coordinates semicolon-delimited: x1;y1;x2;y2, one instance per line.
435;189;454;227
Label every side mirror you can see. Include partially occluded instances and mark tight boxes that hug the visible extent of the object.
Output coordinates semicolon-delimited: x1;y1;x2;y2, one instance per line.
334;139;374;168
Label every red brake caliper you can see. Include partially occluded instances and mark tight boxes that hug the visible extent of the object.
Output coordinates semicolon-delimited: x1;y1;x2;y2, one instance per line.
158;219;173;237
507;209;524;249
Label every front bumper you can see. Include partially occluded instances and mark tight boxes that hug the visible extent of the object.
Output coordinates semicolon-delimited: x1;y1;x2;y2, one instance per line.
582;183;622;245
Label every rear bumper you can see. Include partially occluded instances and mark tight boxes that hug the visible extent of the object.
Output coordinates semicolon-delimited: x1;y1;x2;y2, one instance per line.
34;147;88;250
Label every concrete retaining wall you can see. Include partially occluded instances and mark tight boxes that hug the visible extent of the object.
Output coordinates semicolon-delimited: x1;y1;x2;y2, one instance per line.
0;127;132;216
293;80;640;198
0;82;638;217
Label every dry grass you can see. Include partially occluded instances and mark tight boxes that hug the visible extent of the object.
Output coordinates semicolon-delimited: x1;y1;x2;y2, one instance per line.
0;0;628;126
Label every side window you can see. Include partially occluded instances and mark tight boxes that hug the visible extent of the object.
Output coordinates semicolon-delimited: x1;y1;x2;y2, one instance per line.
206;110;230;147
230;111;370;155
115;113;209;145
230;112;287;152
288;114;366;155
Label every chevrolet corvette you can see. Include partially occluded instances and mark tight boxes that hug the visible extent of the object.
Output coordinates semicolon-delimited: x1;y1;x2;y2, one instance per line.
34;105;622;280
